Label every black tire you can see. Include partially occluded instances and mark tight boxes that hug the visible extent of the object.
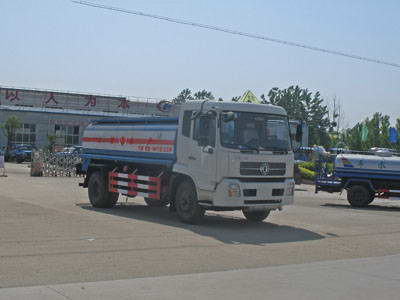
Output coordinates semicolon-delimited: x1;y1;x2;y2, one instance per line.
16;156;24;164
175;179;205;224
88;171;119;208
144;185;169;207
242;209;270;222
144;198;168;207
347;185;374;207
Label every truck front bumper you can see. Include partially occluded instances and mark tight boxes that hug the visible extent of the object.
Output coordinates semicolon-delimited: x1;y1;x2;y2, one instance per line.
210;178;294;209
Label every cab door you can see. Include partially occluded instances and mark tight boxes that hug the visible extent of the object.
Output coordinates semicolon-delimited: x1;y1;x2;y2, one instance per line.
187;114;217;192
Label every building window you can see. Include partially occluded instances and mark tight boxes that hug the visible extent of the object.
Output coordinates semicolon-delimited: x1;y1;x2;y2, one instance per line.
54;125;80;146
13;123;36;145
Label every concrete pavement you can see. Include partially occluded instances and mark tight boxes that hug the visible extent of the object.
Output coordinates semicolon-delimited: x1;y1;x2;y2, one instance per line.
1;254;400;300
1;163;400;298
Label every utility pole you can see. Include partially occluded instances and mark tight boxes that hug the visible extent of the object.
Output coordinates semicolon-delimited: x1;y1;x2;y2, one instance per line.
337;100;341;136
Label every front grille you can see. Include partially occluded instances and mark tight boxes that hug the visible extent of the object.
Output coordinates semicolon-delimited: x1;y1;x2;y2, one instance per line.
272;189;284;196
240;162;286;176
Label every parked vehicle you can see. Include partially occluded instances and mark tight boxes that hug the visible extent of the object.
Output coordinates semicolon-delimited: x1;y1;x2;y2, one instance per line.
9;144;33;163
58;145;82;155
316;151;400;207
55;146;82;161
79;101;300;224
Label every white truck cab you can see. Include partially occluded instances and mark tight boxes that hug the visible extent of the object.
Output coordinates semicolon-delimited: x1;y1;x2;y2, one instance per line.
174;101;295;213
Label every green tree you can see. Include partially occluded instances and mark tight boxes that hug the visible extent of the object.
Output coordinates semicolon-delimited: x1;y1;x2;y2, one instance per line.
341;113;394;151
172;88;193;104
173;89;215;103
193;90;214;100
395;118;400;151
231;96;240;102
342;123;362;150
262;86;306;120
379;114;391;149
365;113;381;149
262;85;332;147
47;135;57;153
1;115;22;156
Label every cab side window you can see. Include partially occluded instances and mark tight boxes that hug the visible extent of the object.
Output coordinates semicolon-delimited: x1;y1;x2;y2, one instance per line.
193;115;216;147
182;110;193;138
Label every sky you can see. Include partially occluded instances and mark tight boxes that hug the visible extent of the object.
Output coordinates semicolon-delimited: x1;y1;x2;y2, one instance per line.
1;0;399;127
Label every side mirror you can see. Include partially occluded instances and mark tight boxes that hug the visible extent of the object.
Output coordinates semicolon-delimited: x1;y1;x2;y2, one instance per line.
198;136;209;147
295;124;303;142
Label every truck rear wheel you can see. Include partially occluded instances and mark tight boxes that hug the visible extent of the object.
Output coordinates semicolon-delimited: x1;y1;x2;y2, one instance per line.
88;171;118;208
347;185;374;207
175;179;205;224
242;209;270;222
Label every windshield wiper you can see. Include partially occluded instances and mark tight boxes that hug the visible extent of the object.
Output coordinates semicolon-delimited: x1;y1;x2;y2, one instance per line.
260;147;287;151
238;144;260;153
257;144;288;151
258;146;289;153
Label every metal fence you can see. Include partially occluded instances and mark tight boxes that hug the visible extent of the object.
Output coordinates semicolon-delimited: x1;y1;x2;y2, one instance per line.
31;150;82;177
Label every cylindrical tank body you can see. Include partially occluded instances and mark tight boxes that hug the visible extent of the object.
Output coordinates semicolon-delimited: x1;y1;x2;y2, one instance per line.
335;153;400;179
81;117;178;165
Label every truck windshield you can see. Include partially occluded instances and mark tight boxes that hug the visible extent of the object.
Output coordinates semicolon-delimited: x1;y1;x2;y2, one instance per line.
220;112;291;151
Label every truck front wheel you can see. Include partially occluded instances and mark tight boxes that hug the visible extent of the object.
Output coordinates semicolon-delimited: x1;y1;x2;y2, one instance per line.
88;171;118;208
347;185;374;207
175;179;205;224
242;209;270;222
144;198;168;207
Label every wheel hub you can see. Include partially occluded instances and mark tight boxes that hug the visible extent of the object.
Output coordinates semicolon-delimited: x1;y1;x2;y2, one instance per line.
180;191;193;213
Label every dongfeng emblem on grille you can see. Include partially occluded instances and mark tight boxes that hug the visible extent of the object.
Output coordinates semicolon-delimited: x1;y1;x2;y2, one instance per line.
259;163;270;176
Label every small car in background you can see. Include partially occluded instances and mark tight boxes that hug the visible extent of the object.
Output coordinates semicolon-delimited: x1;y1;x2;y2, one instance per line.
54;146;83;161
9;144;33;163
57;145;82;156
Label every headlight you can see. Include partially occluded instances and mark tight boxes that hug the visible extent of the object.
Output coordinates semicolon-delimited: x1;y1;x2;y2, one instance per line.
286;182;295;196
228;183;241;197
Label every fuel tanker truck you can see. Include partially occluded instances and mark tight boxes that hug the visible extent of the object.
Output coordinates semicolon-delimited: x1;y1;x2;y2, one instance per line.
79;101;299;224
316;151;400;207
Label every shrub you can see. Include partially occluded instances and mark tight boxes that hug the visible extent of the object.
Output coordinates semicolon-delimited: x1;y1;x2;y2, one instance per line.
326;162;333;173
299;166;316;180
298;161;316;171
298;161;334;174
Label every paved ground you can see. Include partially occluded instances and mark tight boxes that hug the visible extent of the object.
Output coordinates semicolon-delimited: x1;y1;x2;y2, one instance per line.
0;163;400;298
2;254;400;300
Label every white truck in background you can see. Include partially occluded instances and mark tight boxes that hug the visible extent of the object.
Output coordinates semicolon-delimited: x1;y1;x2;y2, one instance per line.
80;101;300;224
316;150;400;207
